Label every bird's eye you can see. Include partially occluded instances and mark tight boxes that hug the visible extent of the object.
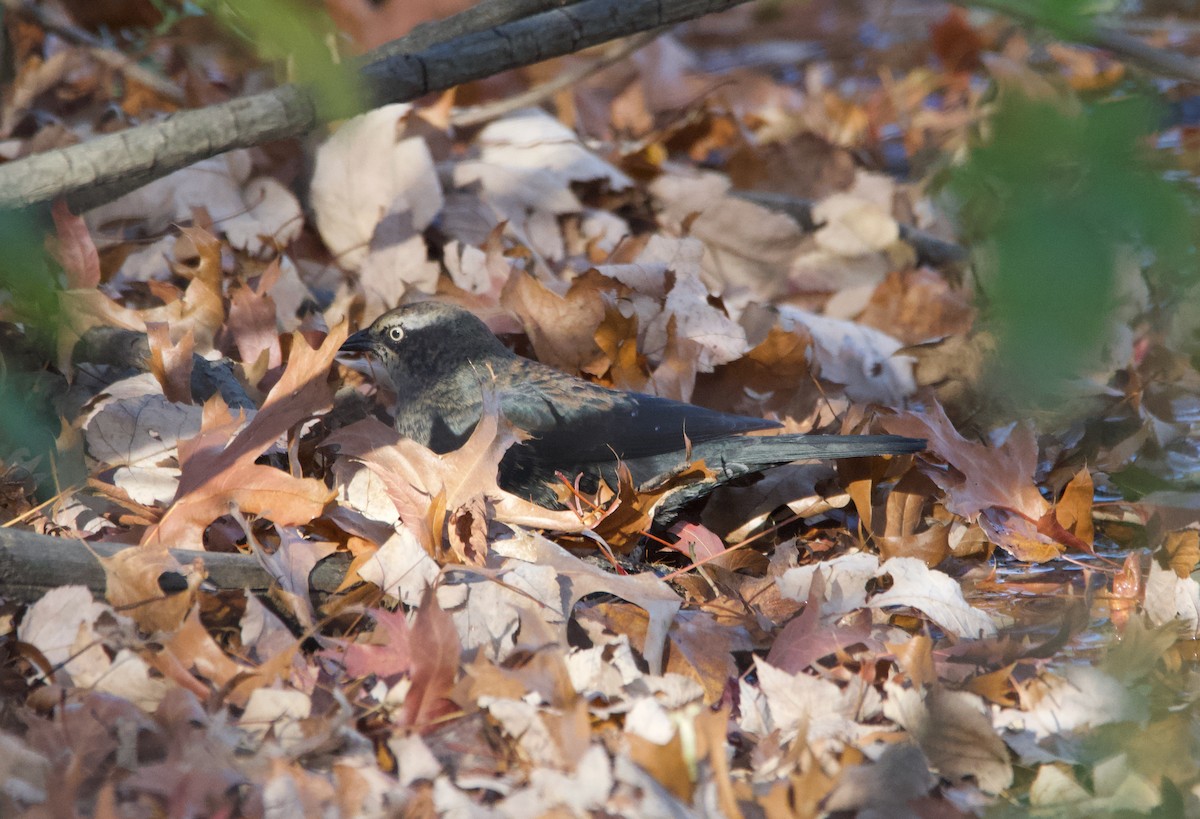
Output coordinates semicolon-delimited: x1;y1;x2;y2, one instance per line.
387;326;404;343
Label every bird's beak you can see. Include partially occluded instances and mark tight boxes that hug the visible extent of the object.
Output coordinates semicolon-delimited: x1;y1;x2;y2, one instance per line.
339;329;375;355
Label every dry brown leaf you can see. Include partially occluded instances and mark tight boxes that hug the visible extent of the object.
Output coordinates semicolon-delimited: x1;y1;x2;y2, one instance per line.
224;261;284;385
1054;467;1095;549
768;571;880;674
143;326;345;548
650;168;808;300
404;587;461;730
661;610;750;703
310;104;443;273
340;606;414;683
593;303;649;390
858;268;975;346
146;322;194;404
889;634;936;690
822;743;935;814
50;199;100;289
152;608;255;705
695;324;816;421
86;152;300;259
327;394;586;555
501;271;607;374
99;545;205;633
626;730;693;802
884;684;1012;794
1164;530;1200;579
884;402;1063;561
495;528;681;675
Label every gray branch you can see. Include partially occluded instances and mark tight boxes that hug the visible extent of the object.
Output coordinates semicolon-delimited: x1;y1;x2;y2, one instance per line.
0;0;752;211
0;526;351;602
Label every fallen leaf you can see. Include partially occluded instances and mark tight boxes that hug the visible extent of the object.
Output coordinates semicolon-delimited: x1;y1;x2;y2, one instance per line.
869;557;997;639
884;684;1012;794
50;199;100;289
493;528;681;675
310;103;444;272
404;587;461;730
884;402;1063;561
143;326;345;548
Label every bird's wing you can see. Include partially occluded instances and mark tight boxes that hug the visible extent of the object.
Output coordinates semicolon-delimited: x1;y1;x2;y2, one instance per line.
496;362;779;466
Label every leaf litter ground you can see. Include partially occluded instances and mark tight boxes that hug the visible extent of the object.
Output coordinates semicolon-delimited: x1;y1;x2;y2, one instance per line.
3;1;1200;815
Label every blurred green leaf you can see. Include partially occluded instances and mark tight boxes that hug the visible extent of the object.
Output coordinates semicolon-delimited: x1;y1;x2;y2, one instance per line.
195;0;364;119
949;93;1190;405
0;209;61;478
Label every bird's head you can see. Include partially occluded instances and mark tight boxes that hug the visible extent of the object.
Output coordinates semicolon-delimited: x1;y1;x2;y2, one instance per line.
339;302;511;386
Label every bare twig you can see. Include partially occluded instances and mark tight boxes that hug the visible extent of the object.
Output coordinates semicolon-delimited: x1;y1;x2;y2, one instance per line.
0;0;754;212
452;28;662;128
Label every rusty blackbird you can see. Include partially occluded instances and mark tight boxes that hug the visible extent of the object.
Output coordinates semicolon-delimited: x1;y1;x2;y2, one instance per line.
339;302;923;513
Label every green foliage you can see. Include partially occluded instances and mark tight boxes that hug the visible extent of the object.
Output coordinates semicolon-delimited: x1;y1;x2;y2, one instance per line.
0;210;61;475
976;0;1116;35
948;92;1191;404
194;0;363;119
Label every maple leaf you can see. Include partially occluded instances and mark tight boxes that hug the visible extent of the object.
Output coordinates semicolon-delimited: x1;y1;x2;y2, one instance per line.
142;326;346;549
341;606;414;684
325;391;585;556
883;401;1066;561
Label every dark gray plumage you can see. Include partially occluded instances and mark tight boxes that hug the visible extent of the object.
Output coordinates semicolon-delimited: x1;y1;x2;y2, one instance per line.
339;302;923;513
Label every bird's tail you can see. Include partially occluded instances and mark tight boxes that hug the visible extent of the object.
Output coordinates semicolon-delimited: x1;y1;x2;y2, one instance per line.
693;433;924;472
648;433;924;521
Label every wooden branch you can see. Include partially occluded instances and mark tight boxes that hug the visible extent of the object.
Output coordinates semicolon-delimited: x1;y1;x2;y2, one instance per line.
0;0;752;212
0;526;352;602
381;0;581;56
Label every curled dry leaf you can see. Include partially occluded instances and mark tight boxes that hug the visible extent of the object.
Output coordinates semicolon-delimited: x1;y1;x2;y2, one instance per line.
492;528;681;675
99;545;205;633
325;392;586;554
142;326;346;549
884;402;1065;561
